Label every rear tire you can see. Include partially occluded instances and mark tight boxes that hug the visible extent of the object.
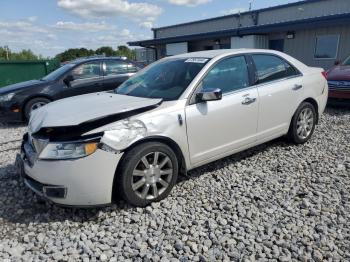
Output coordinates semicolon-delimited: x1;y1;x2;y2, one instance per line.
116;142;179;207
24;97;51;121
288;102;317;144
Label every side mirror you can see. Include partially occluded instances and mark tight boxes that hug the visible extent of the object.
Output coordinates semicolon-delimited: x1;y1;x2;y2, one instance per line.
334;60;341;66
196;88;222;102
63;75;74;86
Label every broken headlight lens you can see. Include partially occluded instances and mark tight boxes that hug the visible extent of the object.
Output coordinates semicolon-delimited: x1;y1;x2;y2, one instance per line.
39;142;98;160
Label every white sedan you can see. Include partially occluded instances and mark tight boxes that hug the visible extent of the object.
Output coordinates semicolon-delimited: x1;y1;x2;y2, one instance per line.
17;49;328;207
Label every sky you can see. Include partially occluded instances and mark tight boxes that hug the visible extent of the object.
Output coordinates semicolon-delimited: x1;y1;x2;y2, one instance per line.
0;0;299;57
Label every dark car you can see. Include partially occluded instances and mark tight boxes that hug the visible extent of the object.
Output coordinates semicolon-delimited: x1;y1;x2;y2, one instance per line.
0;57;141;122
327;55;350;101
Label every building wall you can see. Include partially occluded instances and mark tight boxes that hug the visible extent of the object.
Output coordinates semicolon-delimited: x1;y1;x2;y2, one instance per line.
282;24;350;69
135;48;156;64
231;35;268;49
154;0;350;39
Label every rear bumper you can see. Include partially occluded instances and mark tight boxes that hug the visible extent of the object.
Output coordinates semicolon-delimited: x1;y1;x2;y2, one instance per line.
19;134;124;206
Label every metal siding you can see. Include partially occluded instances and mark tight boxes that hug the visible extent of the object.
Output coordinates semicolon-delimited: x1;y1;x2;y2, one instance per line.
154;0;350;39
259;0;350;25
282;24;350;69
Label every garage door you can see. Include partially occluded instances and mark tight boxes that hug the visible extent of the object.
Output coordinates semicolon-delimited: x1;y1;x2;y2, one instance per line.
166;42;188;56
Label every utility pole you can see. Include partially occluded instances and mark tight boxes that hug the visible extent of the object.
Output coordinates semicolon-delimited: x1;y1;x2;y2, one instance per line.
5;45;9;60
249;1;253;11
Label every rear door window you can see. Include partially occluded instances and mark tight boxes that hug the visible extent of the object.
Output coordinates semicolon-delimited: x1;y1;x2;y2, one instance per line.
71;62;101;80
251;54;299;84
104;60;137;76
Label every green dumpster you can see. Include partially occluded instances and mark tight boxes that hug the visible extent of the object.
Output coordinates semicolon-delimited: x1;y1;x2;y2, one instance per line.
0;59;60;88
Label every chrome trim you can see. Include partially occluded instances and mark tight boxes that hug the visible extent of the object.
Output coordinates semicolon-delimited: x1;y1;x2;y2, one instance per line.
241;97;257;105
251;74;303;89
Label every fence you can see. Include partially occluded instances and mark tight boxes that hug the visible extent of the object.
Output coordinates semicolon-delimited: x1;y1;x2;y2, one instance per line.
0;60;60;87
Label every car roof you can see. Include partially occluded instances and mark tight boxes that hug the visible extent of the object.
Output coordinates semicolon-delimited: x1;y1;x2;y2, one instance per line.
171;48;284;59
71;56;128;64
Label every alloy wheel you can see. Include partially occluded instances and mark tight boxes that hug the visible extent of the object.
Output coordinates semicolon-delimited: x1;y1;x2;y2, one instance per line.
30;101;47;113
296;107;314;140
131;151;174;200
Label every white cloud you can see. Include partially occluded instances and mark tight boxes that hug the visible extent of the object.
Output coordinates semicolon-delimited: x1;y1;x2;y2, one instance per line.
53;21;115;32
0;20;48;33
27;16;38;22
168;0;211;7
0;16;144;57
139;21;153;29
221;7;247;15
57;0;162;20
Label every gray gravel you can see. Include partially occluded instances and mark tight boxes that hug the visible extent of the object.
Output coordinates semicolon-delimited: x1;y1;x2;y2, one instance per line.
0;107;349;261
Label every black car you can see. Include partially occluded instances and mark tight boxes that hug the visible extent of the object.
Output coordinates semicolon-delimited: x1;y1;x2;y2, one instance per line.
0;57;141;122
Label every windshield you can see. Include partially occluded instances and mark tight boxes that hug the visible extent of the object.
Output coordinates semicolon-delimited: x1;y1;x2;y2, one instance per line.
343;55;350;66
41;63;76;81
115;58;209;100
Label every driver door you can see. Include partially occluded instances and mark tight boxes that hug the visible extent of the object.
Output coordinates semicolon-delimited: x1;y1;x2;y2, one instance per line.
185;56;259;165
61;61;103;98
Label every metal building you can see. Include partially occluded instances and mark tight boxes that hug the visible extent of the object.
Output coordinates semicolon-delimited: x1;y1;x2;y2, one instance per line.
129;0;350;69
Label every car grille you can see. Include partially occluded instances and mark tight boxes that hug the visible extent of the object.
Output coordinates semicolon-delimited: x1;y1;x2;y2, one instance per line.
328;80;350;90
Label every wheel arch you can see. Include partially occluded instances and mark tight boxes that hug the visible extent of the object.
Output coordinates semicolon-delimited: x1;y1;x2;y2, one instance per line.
111;135;187;201
22;95;53;119
302;97;319;123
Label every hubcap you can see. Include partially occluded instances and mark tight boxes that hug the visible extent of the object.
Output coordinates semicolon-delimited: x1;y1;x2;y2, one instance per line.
296;108;314;140
132;151;173;200
30;102;47;114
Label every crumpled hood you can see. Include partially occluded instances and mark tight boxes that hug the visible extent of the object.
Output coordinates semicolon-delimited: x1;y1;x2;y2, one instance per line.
0;79;47;94
29;92;162;134
327;65;350;81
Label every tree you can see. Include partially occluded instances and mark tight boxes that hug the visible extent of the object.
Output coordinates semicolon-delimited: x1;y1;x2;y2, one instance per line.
0;46;42;61
55;46;136;62
95;46;115;57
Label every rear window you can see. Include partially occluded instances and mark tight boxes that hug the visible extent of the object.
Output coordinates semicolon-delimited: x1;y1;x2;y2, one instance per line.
252;54;299;84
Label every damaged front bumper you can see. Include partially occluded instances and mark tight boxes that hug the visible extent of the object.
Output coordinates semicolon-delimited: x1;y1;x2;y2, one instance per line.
18;133;124;207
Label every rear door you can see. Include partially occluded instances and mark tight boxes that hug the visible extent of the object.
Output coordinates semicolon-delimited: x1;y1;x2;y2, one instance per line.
250;54;303;140
102;60;138;91
185;55;259;165
62;61;103;98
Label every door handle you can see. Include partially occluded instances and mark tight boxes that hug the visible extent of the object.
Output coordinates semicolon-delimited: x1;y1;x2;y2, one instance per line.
293;84;303;90
242;97;256;105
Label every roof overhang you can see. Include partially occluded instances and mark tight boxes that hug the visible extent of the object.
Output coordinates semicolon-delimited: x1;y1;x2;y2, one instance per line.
129;13;350;47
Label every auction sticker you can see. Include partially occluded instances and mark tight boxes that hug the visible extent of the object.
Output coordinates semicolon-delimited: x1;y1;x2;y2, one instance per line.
185;58;209;63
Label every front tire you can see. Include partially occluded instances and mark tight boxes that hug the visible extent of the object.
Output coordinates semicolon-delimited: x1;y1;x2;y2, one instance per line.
24;97;51;121
288;102;317;144
116;142;179;207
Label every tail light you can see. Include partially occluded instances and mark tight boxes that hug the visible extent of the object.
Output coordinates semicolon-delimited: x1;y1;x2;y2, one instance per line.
321;71;328;79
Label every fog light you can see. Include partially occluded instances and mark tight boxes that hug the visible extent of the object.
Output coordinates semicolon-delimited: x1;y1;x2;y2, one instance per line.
43;186;67;198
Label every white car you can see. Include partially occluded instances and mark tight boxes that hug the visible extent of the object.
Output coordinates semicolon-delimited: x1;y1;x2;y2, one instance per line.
17;49;328;207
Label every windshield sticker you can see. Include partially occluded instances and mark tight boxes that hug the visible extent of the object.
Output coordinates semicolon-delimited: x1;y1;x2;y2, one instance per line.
185;58;209;63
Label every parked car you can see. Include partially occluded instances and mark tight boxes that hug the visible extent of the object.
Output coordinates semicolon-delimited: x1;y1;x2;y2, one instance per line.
17;49;328;207
327;55;350;100
0;57;140;122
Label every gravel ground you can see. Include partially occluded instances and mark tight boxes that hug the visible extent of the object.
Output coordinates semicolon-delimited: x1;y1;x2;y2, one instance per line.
0;107;349;262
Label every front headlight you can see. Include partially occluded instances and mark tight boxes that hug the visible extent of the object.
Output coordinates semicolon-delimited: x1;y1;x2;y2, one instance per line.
39;142;98;160
0;92;15;102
